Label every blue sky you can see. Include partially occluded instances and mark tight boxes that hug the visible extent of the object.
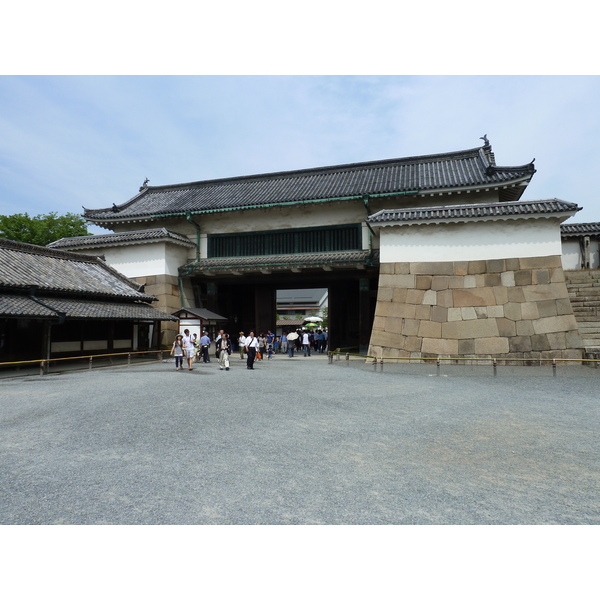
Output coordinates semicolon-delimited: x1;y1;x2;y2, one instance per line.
1;75;600;233
1;3;599;237
1;3;596;590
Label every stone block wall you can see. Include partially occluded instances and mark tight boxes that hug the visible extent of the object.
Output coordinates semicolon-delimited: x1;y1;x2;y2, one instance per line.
368;255;584;363
133;274;180;346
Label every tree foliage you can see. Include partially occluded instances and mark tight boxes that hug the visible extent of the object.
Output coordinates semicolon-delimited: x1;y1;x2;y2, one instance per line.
0;212;89;246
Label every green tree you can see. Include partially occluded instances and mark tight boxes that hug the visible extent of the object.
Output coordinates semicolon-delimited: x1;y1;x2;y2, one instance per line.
318;306;329;329
0;212;89;246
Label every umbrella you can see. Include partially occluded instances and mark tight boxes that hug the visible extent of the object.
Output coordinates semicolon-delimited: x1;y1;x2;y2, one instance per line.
286;332;299;340
303;316;322;322
305;323;317;328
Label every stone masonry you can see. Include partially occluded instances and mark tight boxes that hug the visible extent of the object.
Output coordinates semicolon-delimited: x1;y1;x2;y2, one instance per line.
133;274;180;345
368;255;584;364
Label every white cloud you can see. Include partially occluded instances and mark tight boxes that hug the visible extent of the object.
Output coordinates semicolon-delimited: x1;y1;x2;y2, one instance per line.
1;75;600;224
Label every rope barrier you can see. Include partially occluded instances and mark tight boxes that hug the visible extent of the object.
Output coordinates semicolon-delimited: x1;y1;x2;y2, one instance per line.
0;350;166;375
327;350;600;376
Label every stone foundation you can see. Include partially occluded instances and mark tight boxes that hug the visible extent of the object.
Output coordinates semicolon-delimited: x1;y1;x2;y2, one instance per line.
368;255;584;363
133;274;180;347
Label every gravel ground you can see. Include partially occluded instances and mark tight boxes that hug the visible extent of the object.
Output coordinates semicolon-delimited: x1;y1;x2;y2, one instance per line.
1;353;599;524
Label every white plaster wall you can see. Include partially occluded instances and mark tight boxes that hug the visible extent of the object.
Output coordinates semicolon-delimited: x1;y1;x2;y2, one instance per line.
100;243;192;278
593;239;600;269
561;239;582;270
199;201;367;234
379;218;563;263
561;238;600;270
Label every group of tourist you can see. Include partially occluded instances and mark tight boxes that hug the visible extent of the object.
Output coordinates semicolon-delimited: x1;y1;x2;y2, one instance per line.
170;327;328;371
170;328;232;371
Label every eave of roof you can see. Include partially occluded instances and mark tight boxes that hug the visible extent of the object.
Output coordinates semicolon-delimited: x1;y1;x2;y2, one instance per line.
560;222;600;237
180;250;379;276
0;294;176;321
171;307;228;321
367;199;580;227
0;238;155;302
47;228;195;250
83;141;535;225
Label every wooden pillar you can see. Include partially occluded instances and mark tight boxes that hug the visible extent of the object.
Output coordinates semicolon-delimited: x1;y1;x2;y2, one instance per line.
358;277;371;354
254;286;276;334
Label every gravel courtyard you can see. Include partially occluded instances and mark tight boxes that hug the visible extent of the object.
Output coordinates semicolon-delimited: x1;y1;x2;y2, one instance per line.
1;354;599;525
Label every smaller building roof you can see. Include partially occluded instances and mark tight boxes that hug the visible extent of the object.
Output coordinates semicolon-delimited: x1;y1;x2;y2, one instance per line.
367;198;580;227
0;294;176;321
180;250;378;276
47;228;195;250
0;238;175;322
172;307;228;321
560;222;600;237
0;238;154;301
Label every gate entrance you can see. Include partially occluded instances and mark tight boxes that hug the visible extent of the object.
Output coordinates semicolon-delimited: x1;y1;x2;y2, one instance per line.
190;268;379;353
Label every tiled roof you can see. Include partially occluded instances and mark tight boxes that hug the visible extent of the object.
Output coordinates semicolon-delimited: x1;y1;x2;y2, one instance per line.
0;238;154;301
560;222;600;237
276;319;305;327
180;250;379;275
84;142;535;224
367;199;580;225
47;228;194;250
0;294;176;321
172;307;227;321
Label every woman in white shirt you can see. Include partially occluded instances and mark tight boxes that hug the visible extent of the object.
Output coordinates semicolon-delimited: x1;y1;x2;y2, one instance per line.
238;332;246;360
244;331;259;370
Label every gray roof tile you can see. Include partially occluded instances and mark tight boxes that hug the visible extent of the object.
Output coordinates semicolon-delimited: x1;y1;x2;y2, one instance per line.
181;250;378;275
0;239;176;321
84;142;535;224
560;222;600;237
47;228;194;250
367;199;580;225
0;238;154;301
0;294;176;320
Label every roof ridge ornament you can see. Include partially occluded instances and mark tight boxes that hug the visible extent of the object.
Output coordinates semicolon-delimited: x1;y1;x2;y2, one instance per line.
480;134;496;171
139;177;150;192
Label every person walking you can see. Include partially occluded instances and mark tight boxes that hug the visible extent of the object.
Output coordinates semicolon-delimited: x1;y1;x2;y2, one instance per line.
170;334;185;371
257;333;266;360
238;332;246;360
266;330;275;360
245;331;259;370
200;331;211;363
192;333;200;362
182;329;195;371
302;330;311;357
286;331;297;357
280;332;288;354
216;333;232;371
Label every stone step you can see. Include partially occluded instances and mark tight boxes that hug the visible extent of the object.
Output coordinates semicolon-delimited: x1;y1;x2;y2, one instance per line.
568;288;600;296
570;298;600;303
565;270;600;281
570;298;600;305
571;308;600;313
568;288;600;295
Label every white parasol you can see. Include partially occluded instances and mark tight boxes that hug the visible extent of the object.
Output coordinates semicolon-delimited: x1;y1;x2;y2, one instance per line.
286;332;300;341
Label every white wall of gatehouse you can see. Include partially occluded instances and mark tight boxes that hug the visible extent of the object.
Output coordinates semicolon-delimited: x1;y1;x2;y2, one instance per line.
379;218;563;264
94;243;192;278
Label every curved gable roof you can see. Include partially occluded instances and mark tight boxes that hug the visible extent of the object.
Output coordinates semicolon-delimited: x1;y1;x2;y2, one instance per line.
0;238;155;301
47;228;195;250
84;141;535;225
367;199;580;226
